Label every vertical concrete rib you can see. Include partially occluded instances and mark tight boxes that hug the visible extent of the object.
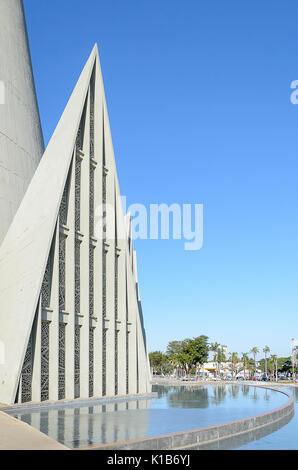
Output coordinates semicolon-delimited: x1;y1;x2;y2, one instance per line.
0;0;44;245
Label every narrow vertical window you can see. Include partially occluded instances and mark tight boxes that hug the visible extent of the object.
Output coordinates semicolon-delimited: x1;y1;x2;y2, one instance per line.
21;335;33;403
41;321;50;401
89;327;94;397
115;253;119;395
74;325;80;399
58;323;66;400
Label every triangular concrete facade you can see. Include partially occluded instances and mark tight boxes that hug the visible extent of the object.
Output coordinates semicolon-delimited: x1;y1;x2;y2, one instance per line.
0;45;150;404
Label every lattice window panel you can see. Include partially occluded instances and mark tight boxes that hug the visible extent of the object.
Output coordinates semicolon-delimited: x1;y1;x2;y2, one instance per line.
90;81;95;160
41;320;50;401
115;255;118;320
41;256;51;310
115;330;119;396
126;272;129;395
89;327;94;398
102;249;107;396
74;325;80;398
89;246;94;318
126;330;129;395
115;255;119;395
59;235;66;311
21;335;33;403
75;241;80;314
136;333;139;394
75;157;81;232
102;251;106;318
59;184;68;226
102;173;107;207
58;323;66;400
89;167;95;237
102;328;107;396
76;125;83;151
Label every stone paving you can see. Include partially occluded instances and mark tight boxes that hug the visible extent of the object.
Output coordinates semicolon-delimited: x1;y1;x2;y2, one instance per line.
0;407;68;450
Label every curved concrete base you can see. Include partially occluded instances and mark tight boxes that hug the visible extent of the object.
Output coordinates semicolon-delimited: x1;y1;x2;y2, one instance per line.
82;387;294;450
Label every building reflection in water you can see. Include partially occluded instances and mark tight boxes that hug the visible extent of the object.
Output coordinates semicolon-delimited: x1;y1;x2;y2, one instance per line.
12;398;152;448
7;384;290;449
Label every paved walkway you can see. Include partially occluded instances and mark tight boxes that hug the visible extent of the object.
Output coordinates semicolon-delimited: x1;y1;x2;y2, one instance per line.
0;409;68;450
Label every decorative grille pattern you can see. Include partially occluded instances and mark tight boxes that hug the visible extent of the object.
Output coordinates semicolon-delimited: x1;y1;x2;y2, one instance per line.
115;331;119;395
89;327;94;397
89;167;94;237
75;157;81;232
59;235;66;311
89;80;95;400
136;330;139;394
58;323;66;400
126;274;129;395
102;251;106;317
115;255;119;395
40;321;50;401
102;328;107;396
115;256;118;318
41;320;50;401
75;241;80;314
76;125;83;151
90;81;95;160
126;329;129;395
74;325;80;398
21;335;33;403
102;169;107;396
89;246;94;318
60;184;68;226
41;257;51;310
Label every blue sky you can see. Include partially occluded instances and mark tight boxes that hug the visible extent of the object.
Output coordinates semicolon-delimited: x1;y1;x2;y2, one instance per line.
24;0;298;358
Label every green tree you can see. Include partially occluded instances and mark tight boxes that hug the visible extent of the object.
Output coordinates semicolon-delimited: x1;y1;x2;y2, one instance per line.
166;336;209;378
149;351;172;375
182;336;209;377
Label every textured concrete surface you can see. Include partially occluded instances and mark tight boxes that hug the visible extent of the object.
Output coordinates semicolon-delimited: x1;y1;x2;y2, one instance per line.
0;0;44;245
0;410;68;450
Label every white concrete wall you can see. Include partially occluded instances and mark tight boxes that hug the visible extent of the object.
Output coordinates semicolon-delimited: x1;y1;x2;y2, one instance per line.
0;41;151;404
0;0;44;245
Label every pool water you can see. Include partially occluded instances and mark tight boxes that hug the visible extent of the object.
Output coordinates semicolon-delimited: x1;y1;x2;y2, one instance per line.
6;384;290;449
233;386;298;450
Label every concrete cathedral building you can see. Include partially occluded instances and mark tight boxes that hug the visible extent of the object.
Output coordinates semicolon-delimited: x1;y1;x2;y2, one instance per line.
0;0;151;405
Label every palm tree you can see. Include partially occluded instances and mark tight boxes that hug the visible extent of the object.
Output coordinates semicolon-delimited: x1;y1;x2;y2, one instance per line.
230;352;239;380
210;342;220;379
263;346;270;377
241;353;249;379
271;354;278;381
217;346;226;379
250;347;259;377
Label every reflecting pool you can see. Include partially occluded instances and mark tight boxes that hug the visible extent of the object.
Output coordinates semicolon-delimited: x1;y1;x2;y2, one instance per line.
232;386;298;450
6;384;290;449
